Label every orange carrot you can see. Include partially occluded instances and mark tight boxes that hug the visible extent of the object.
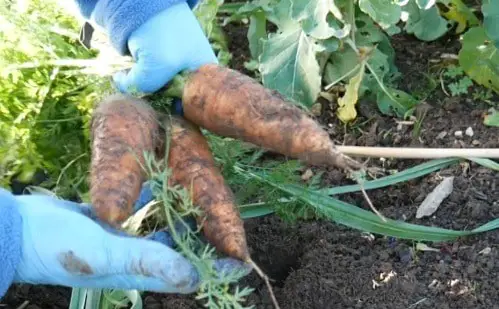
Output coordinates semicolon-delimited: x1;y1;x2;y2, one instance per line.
163;115;280;308
89;94;160;226
179;64;362;172
164;115;249;261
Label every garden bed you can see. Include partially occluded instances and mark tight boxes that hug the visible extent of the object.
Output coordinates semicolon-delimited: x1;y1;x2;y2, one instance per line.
2;4;499;309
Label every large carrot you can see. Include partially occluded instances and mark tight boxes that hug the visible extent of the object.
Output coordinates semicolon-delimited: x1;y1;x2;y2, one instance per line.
165;115;249;261
174;64;362;172
163;115;280;308
89;94;160;226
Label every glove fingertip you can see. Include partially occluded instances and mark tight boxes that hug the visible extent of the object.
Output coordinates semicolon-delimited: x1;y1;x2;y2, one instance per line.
214;258;253;278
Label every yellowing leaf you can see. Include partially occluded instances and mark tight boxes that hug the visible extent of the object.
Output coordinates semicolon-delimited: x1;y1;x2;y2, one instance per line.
439;0;480;34
337;62;366;123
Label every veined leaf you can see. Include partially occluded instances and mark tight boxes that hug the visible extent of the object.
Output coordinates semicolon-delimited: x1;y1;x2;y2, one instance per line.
376;86;419;117
482;0;499;49
458;26;499;93
416;0;436;10
438;0;480;34
259;24;322;107
358;0;402;29
194;0;223;38
288;0;350;39
484;109;499;127
403;0;449;41
247;10;267;59
337;61;365;122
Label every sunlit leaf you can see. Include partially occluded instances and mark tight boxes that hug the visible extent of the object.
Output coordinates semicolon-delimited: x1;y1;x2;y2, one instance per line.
458;26;499;93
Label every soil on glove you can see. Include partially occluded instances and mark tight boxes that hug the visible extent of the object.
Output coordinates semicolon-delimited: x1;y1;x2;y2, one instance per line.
3;15;499;309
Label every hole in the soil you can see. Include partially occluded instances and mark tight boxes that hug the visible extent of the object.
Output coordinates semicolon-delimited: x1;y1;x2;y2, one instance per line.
251;254;301;288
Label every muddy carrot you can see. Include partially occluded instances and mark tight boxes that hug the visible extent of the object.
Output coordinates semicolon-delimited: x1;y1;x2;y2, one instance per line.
174;64;362;172
164;115;280;309
165;115;249;260
89;94;160;226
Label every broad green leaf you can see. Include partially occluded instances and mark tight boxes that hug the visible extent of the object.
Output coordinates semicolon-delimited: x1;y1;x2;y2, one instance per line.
416;0;436;9
324;47;361;86
458;26;499;93
259;24;322;107
355;14;386;46
288;0;350;39
438;0;480;34
403;0;449;41
484;109;499;127
482;0;499;49
376;87;419;117
337;62;366;122
194;0;223;38
247;11;267;59
358;0;402;29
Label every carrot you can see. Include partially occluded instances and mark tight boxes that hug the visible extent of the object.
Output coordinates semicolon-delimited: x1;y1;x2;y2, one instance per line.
89;94;160;226
165;115;248;260
163;115;280;309
176;63;362;172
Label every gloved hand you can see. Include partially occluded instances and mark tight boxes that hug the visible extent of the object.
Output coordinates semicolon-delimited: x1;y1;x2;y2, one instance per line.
113;1;217;94
10;184;251;293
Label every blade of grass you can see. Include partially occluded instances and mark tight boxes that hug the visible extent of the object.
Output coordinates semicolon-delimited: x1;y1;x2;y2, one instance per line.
238;167;499;242
468;158;499;171
239;202;275;219
321;158;459;195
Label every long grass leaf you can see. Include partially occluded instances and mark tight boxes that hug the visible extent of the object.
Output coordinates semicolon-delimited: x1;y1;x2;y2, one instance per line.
322;158;459;195
239;202;275;219
468;157;499;171
242;168;499;241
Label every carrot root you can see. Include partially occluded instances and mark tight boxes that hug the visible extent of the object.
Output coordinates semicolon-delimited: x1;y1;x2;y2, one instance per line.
164;115;250;261
89;94;160;226
181;64;363;172
247;258;281;309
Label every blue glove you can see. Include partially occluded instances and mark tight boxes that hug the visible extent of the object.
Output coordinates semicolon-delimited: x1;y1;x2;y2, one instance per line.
113;1;218;94
9;185;251;293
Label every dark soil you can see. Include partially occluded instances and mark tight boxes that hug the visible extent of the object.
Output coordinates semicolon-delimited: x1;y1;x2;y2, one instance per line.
3;15;499;309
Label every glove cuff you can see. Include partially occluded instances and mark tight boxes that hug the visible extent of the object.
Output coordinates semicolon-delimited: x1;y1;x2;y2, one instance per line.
0;189;22;298
91;0;200;55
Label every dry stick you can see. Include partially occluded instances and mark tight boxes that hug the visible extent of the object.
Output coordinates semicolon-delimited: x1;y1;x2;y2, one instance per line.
337;146;499;159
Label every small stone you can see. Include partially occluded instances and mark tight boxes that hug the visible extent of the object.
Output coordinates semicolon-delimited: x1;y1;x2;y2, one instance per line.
436;131;447;139
465;127;474;137
472;140;481;145
301;168;314;181
454;130;463;138
479;247;491;255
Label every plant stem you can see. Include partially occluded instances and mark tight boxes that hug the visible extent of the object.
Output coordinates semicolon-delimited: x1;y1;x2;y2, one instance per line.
337;146;499;159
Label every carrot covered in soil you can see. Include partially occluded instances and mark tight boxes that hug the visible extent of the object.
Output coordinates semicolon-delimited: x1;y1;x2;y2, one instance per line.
89;94;160;226
164;115;248;260
163;115;280;309
174;63;362;172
